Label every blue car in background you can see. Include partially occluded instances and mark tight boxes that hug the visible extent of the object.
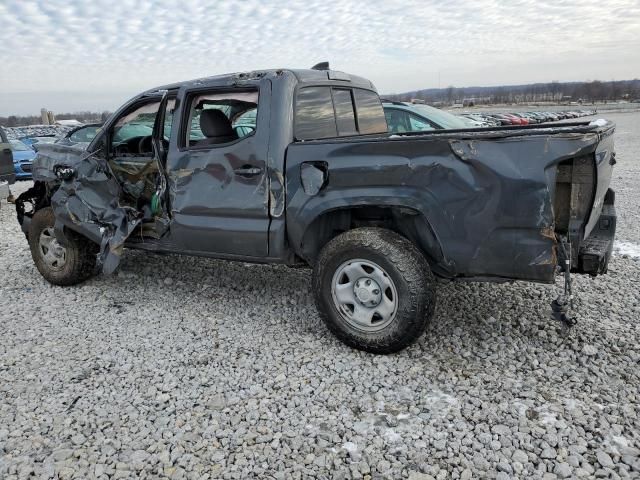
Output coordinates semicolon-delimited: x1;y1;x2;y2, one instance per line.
9;139;36;179
20;135;57;151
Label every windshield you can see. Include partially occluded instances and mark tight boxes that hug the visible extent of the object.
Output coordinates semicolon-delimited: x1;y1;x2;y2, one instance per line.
410;105;472;129
10;139;31;151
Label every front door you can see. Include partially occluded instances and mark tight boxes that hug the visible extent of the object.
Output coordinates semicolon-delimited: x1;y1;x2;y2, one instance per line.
165;80;271;258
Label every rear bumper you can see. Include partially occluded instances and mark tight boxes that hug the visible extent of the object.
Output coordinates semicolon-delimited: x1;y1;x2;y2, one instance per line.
575;189;616;276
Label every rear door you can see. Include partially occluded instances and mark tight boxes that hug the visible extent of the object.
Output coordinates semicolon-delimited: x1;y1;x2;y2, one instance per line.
165;80;271;258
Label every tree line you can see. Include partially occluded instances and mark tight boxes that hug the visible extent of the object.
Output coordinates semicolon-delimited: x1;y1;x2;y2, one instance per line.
384;79;640;106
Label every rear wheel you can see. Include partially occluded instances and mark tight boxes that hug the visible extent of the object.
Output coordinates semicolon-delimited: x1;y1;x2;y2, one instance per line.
28;207;98;286
313;227;436;353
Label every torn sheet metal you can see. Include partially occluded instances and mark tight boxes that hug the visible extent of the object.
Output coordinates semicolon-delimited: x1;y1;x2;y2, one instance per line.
300;162;328;195
32;143;141;273
285;126;611;283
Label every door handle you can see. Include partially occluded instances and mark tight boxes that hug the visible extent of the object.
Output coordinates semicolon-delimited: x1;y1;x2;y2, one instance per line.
234;166;262;177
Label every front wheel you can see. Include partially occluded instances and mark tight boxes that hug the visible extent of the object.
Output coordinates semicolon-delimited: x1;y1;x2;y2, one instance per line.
313;228;436;354
28;207;98;286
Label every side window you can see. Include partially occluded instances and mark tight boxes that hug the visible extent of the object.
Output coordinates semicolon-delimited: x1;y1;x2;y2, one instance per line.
112;101;159;148
408;113;435;132
184;90;259;148
232;108;257;137
353;89;387;134
110;98;175;156
332;88;357;136
385;109;411;134
295;87;337;140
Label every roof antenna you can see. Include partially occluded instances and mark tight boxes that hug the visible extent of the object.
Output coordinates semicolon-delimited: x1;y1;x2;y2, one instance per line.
311;62;330;71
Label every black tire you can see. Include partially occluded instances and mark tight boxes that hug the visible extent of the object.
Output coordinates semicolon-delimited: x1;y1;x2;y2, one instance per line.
313;227;436;354
28;207;98;286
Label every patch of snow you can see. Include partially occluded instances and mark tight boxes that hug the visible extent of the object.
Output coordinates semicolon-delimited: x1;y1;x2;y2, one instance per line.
383;428;402;443
601;434;629;456
511;401;531;417
614;241;640;259
341;441;358;453
422;389;458;416
538;410;558;426
564;398;580;411
589;118;608;127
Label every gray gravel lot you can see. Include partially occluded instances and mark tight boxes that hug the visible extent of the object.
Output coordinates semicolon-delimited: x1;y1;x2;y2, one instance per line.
1;112;639;479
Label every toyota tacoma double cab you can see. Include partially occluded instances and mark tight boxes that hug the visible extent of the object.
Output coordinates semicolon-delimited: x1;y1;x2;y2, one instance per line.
16;65;617;353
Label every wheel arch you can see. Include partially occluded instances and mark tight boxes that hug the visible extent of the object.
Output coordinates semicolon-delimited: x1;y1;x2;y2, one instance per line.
294;204;448;274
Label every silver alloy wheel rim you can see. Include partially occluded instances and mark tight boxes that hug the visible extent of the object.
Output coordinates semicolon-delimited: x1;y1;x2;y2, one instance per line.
331;259;398;332
39;228;67;270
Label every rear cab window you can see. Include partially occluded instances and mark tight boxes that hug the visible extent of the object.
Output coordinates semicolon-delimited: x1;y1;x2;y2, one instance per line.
295;86;387;141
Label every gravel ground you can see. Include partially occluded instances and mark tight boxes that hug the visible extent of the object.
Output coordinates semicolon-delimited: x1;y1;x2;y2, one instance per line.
1;112;639;479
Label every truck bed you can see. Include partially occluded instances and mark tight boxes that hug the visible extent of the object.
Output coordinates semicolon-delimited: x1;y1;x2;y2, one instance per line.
286;120;616;282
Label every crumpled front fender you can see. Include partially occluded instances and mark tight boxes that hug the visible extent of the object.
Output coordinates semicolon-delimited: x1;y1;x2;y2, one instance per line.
32;143;141;274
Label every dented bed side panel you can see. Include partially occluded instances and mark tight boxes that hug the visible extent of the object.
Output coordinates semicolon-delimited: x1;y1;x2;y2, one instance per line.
286;132;602;282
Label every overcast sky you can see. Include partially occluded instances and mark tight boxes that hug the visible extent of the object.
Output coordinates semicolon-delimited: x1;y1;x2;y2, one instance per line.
1;0;639;116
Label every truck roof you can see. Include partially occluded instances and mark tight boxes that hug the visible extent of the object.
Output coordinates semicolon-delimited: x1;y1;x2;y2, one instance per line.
144;68;376;95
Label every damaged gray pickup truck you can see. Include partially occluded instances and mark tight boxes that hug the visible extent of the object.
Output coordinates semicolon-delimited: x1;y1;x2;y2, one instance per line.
16;66;617;353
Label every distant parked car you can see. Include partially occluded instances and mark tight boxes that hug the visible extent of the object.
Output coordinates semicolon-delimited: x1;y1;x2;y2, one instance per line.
503;113;528;125
519;113;540;124
9;139;36;179
382;101;474;133
528;112;549;123
20;135;58;151
55;123;102;148
510;113;532;125
488;114;517;125
460;113;501;127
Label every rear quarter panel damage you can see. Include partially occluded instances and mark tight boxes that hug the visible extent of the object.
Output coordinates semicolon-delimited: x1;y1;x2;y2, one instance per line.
286;131;601;282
